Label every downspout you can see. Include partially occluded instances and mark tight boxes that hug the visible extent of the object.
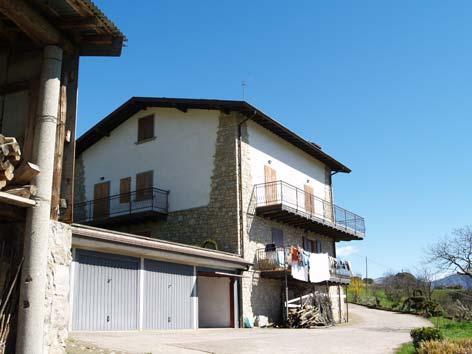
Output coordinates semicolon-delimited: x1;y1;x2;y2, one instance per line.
16;46;63;354
236;110;256;327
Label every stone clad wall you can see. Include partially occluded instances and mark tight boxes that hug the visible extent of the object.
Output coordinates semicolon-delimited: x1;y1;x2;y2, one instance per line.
44;221;72;354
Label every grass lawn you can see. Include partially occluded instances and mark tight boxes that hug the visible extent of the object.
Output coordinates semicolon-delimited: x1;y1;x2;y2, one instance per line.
396;317;472;353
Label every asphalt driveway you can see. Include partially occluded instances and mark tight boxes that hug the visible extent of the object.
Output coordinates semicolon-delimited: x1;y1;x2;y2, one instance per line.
71;304;431;354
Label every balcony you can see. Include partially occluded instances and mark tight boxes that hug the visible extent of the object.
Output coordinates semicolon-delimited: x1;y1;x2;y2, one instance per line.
74;188;169;226
251;181;365;240
255;246;352;284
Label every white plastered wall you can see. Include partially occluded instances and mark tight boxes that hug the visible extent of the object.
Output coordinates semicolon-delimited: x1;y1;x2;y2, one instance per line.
246;120;329;200
81;108;219;211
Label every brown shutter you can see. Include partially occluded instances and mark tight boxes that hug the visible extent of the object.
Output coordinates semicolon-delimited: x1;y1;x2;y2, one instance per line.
120;177;131;203
93;181;110;220
304;184;314;214
136;170;153;201
138;115;154;142
264;165;277;205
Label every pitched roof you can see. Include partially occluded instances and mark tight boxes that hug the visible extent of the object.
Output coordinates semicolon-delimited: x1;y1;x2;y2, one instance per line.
76;97;351;173
0;0;125;56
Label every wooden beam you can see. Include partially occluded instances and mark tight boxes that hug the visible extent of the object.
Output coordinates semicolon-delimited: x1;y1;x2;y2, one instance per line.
59;55;79;223
0;190;35;207
57;16;98;30
51;74;67;220
0;0;73;51
0;80;29;95
63;0;92;17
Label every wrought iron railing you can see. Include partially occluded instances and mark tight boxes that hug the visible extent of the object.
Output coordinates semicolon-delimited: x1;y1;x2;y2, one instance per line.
255;246;352;282
74;187;169;224
252;180;365;236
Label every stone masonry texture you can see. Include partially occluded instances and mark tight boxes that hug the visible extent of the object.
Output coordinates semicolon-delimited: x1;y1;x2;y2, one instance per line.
44;221;72;354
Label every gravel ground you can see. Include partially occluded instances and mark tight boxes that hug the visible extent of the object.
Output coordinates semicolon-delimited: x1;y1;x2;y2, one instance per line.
71;304;431;354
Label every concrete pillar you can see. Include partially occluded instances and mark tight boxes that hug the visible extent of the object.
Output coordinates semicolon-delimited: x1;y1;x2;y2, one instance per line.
17;45;63;354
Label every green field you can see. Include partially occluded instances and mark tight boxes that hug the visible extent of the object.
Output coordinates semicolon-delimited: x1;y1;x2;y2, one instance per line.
396;317;472;353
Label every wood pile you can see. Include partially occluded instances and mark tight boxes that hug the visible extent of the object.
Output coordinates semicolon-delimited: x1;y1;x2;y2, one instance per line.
287;292;334;328
0;134;39;199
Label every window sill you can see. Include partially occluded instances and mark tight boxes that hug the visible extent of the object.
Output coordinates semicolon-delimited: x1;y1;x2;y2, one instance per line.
135;136;156;145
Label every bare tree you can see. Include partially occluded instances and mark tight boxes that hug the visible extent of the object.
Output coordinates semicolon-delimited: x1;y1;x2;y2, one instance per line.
428;226;472;278
415;267;434;300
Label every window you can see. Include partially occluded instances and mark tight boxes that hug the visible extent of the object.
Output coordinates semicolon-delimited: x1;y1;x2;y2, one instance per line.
271;228;284;248
315;240;322;253
137;115;154;142
120;177;131;203
136;170;153;201
303;237;314;253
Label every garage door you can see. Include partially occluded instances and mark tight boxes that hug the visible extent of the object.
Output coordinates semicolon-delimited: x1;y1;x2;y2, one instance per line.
143;259;194;329
73;250;139;331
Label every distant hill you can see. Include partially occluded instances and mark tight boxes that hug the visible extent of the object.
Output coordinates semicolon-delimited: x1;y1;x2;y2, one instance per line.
433;274;472;289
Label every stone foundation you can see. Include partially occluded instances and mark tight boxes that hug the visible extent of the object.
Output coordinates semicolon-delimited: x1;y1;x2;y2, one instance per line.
44;221;72;354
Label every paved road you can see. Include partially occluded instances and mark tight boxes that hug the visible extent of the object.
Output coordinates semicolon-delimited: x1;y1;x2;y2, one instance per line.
72;304;431;354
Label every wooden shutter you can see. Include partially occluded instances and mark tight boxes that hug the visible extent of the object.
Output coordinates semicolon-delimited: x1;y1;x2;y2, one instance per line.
304;184;314;214
137;115;154;142
264;165;277;205
271;228;284;248
136;170;153;201
93;181;110;220
120;177;131;203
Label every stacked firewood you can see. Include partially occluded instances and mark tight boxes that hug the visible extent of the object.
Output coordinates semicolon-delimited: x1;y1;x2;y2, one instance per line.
0;134;39;198
287;293;334;328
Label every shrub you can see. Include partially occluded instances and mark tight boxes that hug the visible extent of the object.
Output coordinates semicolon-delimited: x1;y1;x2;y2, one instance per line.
418;339;472;354
410;327;443;349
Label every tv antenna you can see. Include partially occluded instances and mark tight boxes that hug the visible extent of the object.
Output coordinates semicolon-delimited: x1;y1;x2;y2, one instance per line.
241;80;247;100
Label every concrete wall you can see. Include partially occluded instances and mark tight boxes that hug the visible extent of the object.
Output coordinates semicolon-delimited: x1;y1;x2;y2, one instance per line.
44;221;72;354
80;108;219;211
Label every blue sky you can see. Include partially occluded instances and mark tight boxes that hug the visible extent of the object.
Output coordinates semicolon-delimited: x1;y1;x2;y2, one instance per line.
78;1;472;278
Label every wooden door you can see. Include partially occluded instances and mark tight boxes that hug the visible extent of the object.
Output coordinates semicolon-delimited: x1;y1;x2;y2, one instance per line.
93;181;110;220
264;165;277;205
136;170;153;201
304;184;314;215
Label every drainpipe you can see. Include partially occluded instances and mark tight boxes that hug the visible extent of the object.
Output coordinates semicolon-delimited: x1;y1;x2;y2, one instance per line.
16;45;63;354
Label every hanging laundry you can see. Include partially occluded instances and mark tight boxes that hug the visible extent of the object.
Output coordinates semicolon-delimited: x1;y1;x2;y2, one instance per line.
302;251;310;267
291;246;300;263
291;261;309;282
276;248;285;267
309;253;330;283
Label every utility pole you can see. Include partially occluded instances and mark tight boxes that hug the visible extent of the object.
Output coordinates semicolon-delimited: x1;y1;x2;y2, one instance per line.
365;256;368;297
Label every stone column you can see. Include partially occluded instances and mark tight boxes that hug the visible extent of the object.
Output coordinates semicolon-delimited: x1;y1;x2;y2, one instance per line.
17;45;63;354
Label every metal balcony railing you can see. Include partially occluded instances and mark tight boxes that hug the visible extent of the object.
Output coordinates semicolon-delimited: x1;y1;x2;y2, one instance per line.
74;187;169;224
252;180;365;236
255;246;352;283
